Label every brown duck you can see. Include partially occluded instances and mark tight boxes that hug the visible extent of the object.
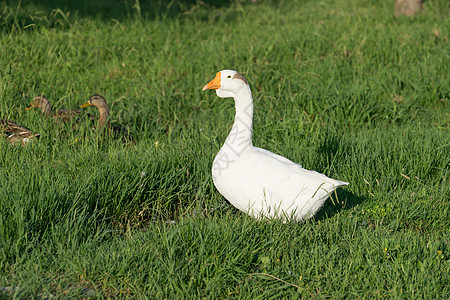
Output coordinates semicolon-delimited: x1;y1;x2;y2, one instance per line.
26;95;81;122
79;94;129;136
0;119;40;145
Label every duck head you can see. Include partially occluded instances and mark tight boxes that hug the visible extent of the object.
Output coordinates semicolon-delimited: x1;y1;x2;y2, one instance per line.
202;70;249;99
79;94;108;110
79;94;110;130
26;95;52;115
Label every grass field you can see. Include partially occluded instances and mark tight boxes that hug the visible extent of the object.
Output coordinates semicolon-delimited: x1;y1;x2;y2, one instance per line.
0;0;449;298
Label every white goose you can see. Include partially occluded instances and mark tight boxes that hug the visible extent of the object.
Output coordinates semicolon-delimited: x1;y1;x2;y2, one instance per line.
202;70;348;222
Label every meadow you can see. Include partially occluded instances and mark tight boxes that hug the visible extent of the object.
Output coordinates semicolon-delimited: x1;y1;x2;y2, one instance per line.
0;0;449;298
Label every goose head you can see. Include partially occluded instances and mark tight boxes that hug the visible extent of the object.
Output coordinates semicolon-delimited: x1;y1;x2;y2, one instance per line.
202;70;249;99
26;95;52;115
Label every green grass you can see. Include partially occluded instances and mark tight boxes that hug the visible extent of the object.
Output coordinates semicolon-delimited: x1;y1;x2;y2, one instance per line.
0;0;449;298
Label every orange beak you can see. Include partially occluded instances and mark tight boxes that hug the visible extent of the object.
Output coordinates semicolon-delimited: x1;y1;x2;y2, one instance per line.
202;72;221;91
79;100;92;108
25;103;35;110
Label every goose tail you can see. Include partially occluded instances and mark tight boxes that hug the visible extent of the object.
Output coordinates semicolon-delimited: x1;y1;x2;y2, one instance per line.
334;179;349;187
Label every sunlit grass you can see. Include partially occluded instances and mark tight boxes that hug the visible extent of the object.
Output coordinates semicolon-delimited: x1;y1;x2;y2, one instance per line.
0;0;449;298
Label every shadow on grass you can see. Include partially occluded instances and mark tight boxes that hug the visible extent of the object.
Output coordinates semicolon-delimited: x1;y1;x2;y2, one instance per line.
311;130;364;221
314;188;365;222
0;0;238;32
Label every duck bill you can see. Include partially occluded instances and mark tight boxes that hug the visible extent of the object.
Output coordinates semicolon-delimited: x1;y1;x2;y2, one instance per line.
79;101;92;108
25;104;33;110
202;72;221;91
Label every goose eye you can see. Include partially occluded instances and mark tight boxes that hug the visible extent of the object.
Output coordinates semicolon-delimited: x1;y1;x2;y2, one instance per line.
227;75;231;78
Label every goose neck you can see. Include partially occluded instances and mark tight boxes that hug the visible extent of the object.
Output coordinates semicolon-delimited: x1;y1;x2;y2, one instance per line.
224;86;254;152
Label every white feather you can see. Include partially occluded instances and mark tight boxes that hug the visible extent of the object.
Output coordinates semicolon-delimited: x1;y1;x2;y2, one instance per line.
205;70;348;222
